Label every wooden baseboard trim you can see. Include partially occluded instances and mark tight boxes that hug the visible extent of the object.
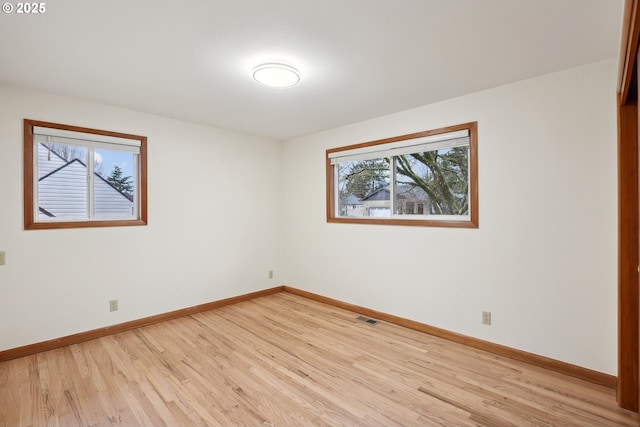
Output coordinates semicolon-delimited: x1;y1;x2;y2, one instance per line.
1;284;617;390
283;286;617;389
0;286;285;363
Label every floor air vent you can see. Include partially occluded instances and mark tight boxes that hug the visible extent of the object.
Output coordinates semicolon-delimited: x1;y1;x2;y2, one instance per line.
356;315;379;325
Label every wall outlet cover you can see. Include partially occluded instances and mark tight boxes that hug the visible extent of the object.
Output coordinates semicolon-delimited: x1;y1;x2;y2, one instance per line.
482;311;492;325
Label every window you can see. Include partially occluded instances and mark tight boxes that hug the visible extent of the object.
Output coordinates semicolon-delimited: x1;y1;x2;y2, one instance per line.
24;119;148;229
326;122;478;228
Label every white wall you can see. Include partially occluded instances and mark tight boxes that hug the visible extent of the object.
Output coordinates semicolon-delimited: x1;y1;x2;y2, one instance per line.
0;85;283;351
282;60;618;374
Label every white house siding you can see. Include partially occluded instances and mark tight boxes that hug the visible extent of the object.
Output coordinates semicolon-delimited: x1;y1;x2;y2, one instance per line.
94;176;133;218
38;160;88;219
36;142;69;178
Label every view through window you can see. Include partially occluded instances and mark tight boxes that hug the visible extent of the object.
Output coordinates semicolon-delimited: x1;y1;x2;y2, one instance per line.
24;119;147;229
327;122;478;228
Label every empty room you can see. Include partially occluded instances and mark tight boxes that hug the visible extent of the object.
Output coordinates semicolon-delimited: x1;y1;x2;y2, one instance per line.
2;0;640;426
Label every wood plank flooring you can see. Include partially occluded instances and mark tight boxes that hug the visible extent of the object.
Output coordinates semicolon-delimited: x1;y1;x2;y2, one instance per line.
0;292;637;426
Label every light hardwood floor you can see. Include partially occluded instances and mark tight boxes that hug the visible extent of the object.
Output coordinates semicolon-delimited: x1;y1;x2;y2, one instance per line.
1;292;638;426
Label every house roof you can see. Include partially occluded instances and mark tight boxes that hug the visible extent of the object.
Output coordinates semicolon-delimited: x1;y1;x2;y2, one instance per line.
341;194;363;205
361;185;428;201
38;207;54;218
361;187;390;201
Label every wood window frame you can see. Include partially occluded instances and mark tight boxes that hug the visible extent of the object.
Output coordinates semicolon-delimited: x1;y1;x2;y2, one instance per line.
23;119;148;230
326;121;478;228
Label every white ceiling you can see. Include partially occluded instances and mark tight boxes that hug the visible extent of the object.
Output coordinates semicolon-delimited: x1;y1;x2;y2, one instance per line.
0;0;624;140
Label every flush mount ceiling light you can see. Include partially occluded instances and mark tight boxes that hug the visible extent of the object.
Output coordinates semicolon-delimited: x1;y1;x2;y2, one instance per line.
252;63;301;88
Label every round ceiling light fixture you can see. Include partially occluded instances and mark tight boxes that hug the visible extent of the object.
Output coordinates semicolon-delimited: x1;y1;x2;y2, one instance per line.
252;63;301;88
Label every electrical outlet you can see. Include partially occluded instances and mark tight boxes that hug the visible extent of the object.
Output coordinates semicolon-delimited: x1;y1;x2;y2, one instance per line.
482;311;491;325
269;270;274;279
0;251;5;265
109;299;118;312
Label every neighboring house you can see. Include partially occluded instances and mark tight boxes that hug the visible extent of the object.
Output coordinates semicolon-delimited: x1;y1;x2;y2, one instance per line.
339;194;364;217
395;185;432;215
37;143;133;219
361;186;392;217
361;185;431;217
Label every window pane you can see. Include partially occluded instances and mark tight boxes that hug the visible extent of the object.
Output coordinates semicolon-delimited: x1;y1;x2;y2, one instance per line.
37;143;88;220
337;158;390;217
25;119;148;230
94;149;136;218
394;146;469;216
